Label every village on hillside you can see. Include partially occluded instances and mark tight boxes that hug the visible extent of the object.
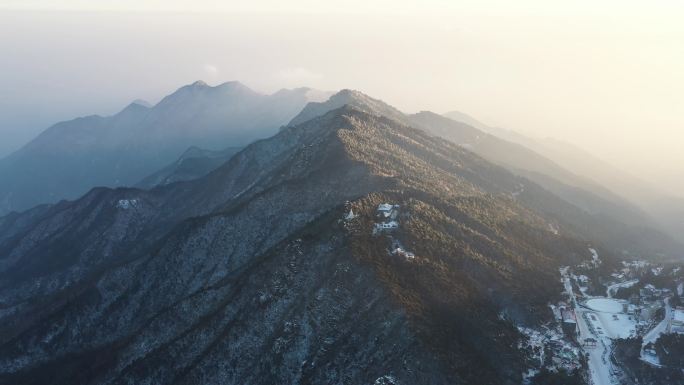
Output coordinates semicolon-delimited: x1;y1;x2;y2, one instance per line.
519;248;684;385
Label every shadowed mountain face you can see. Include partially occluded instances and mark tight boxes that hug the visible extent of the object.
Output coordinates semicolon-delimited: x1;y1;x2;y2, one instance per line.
0;104;609;385
0;82;329;215
135;146;242;189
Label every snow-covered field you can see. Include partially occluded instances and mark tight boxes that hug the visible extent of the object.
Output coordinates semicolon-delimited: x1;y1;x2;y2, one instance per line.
586;298;623;313
583;298;637;339
596;312;636;339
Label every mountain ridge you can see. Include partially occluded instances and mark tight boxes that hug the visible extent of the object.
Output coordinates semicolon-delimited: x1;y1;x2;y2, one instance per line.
0;103;681;384
288;91;669;242
0;81;330;215
443;110;684;240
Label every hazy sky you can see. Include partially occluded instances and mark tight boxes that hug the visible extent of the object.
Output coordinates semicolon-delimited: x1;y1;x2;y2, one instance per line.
1;0;683;196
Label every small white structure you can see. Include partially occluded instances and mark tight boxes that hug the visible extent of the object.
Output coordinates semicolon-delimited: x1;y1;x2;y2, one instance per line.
344;209;356;221
548;223;560;235
391;246;415;261
669;307;684;333
376;221;399;230
377;203;393;212
377;203;394;218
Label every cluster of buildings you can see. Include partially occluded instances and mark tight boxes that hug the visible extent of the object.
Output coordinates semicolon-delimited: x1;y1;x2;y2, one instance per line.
636;301;663;324
606;261;679;326
620;285;674;328
640;284;668;300
344;202;416;261
518;325;583;375
611;260;651;281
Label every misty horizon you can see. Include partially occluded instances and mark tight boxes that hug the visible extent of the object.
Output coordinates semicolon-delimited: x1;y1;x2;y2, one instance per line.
2;76;684;201
2;2;684;199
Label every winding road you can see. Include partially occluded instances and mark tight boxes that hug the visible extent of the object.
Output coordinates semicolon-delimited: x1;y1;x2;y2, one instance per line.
561;268;616;385
640;297;672;367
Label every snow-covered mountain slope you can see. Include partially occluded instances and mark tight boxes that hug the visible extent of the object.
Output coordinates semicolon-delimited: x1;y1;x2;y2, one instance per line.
0;97;681;384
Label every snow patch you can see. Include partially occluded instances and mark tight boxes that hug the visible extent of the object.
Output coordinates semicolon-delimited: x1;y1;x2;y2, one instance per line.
586;298;624;313
116;199;139;209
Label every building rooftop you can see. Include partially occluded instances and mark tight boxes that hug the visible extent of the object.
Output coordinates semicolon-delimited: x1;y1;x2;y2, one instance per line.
674;308;684;322
377;203;393;212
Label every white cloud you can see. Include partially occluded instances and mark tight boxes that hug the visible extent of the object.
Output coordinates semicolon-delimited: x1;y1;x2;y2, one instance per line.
203;64;219;76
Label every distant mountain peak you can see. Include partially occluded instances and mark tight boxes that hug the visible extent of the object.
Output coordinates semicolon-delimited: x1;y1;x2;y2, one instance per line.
116;99;152;118
443;110;489;131
131;99;152;108
327;89;378;106
288;88;406;126
191;80;209;87
332;88;362;98
413;110;442;119
182;80;252;92
154;80;258;109
121;102;148;111
214;80;253;92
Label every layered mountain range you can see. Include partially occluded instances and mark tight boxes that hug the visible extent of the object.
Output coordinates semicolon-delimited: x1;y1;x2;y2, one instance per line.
442;110;684;241
0;84;682;384
0;81;329;215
